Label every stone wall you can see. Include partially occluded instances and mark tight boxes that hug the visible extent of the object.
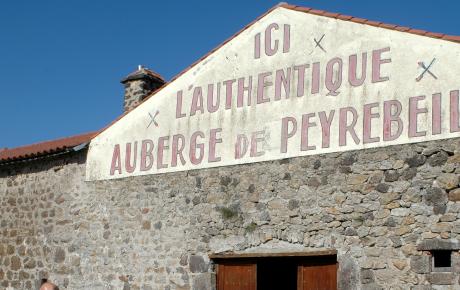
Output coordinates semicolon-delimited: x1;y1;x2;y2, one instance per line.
122;79;153;112
0;152;86;289
2;139;460;289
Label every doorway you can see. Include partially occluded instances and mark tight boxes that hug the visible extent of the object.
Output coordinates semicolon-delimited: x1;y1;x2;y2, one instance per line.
212;251;337;290
257;257;298;290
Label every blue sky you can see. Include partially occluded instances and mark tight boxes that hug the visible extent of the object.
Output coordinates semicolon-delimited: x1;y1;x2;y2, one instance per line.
0;0;459;148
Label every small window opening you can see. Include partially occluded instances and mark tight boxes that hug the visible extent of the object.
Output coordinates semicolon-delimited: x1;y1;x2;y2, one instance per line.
432;250;452;269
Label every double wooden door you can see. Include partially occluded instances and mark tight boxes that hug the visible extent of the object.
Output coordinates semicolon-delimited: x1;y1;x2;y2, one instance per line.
216;256;337;290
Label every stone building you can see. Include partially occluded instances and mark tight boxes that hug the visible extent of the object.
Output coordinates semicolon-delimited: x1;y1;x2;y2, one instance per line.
2;3;460;290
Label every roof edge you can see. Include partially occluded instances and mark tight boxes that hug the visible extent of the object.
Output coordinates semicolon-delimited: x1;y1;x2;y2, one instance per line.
90;3;285;141
0;131;98;164
280;3;460;44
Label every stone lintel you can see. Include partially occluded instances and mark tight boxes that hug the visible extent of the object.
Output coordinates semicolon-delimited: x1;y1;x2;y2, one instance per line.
417;239;460;251
209;249;337;259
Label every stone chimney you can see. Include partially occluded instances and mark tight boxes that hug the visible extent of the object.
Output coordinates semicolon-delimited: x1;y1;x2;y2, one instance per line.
121;65;166;112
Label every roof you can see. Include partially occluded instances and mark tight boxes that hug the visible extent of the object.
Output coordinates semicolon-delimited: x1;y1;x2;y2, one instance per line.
121;67;165;84
0;131;98;164
2;3;460;164
166;2;460;89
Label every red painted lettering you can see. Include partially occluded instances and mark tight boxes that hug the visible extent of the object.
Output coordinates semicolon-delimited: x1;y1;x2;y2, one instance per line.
450;90;460;132
209;128;222;163
319;110;335;148
110;144;122;175
280;117;297;153
235;134;249;159
432;93;442;135
339;107;360;146
171;135;186;167
283;24;290;53
223;79;235;110
176;90;186;119
363;102;380;144
274;68;291;100
254;33;261;59
265;23;279;56
190;131;205;165
237;77;252;107
409;96;427;137
125;142;137;173
250;130;265;157
207;83;220;113
294;64;309;97
301;113;316;151
325;57;343;96
383;100;403;141
140;140;154;171
372;47;391;83
190;87;204;116
257;72;272;104
349;52;367;87
157;136;169;169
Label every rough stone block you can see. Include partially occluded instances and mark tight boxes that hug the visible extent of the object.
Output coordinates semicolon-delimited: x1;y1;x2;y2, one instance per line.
452;252;460;273
360;269;375;284
384;170;400;182
427;272;454;285
361;283;384;290
54;247;66;263
337;257;358;290
10;256;21;271
376;183;389;193
391;208;410;217
410;255;431;274
410;286;433;290
189;255;208;273
406;154;426;168
424;187;447;214
448;188;460;201
436;173;459;190
427;151;448;167
193;273;215;290
344;227;358;236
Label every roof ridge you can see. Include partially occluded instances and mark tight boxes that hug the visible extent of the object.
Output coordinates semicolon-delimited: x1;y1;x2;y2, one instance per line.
280;3;460;43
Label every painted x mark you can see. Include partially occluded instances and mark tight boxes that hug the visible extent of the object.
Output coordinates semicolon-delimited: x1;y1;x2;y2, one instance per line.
313;34;326;53
147;110;159;128
416;58;437;82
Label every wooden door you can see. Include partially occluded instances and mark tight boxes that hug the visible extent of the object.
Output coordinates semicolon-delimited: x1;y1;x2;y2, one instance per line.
217;262;257;290
297;262;337;290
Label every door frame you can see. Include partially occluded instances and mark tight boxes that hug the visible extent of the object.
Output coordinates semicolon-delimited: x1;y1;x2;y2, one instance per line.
211;249;338;290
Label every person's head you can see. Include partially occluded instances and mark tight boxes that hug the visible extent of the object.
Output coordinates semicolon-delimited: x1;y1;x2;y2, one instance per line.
39;279;59;290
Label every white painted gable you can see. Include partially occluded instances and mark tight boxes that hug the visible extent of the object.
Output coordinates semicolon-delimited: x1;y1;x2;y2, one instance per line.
86;6;460;180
